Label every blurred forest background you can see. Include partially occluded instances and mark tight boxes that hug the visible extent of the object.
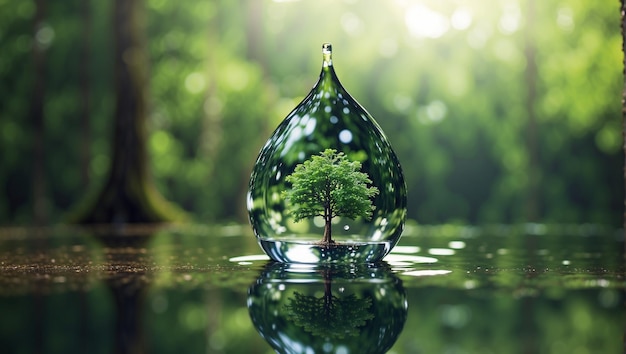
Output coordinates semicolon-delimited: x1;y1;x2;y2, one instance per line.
0;0;622;227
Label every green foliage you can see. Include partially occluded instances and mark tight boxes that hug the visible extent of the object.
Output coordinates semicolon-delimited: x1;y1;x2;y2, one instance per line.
283;149;379;223
284;291;374;339
0;0;620;226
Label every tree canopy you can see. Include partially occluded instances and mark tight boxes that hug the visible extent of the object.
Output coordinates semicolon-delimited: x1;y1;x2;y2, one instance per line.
283;149;379;243
285;291;374;339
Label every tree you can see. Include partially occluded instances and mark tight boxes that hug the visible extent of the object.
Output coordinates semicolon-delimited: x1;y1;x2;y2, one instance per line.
284;291;374;339
282;149;379;245
621;0;626;232
69;0;186;224
283;268;374;340
31;0;48;225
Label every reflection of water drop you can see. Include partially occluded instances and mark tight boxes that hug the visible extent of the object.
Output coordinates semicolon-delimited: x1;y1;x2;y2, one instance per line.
248;263;407;353
247;43;407;263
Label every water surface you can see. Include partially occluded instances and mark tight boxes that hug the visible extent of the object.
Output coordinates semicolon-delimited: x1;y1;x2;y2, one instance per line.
0;224;623;353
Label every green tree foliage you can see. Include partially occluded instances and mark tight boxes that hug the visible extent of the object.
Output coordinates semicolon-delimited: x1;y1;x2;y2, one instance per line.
145;0;272;221
0;0;620;226
285;291;374;339
282;149;379;244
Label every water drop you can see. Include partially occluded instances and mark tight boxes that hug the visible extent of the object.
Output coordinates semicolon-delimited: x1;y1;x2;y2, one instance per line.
248;43;407;263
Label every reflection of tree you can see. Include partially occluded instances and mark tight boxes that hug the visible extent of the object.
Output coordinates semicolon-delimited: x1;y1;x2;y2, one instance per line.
283;268;374;339
285;291;373;339
249;262;407;354
100;228;153;354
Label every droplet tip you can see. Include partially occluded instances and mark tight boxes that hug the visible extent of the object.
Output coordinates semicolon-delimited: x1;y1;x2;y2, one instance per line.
322;43;332;54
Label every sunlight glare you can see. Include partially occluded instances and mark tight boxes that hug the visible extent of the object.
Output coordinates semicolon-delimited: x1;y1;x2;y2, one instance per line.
341;12;363;36
451;7;472;30
405;4;449;39
35;24;55;48
556;6;574;32
467;25;492;49
428;248;455;256
498;2;521;34
379;38;398;58
184;72;206;94
403;270;452;277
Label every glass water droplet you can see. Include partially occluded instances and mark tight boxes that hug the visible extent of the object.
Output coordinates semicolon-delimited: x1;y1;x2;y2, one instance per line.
247;43;407;263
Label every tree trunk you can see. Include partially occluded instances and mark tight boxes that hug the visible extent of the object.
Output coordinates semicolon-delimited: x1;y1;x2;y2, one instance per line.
70;0;185;224
79;0;92;189
322;205;332;244
32;0;48;225
323;219;332;244
321;182;334;244
619;3;625;351
621;0;626;233
524;0;540;222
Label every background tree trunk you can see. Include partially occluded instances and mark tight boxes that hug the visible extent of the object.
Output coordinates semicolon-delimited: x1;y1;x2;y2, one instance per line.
71;0;185;224
524;0;540;222
32;0;48;225
80;0;92;189
620;0;626;353
621;0;626;232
